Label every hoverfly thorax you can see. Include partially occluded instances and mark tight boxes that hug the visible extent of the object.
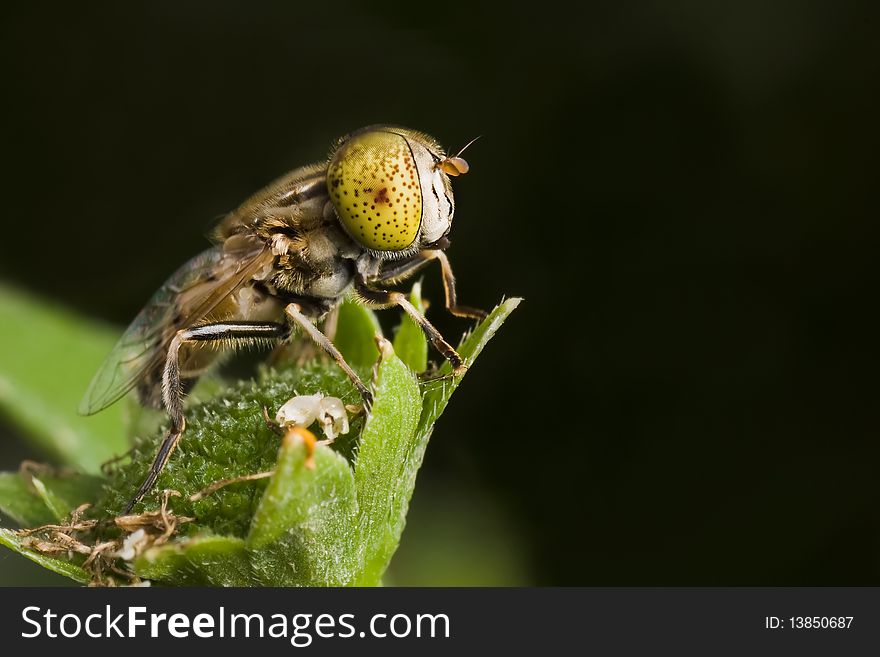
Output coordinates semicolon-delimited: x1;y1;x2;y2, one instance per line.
326;126;462;259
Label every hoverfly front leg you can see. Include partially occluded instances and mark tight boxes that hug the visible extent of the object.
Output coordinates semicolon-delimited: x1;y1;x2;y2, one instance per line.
373;250;487;321
354;275;467;375
284;303;374;408
125;321;289;513
429;250;487;321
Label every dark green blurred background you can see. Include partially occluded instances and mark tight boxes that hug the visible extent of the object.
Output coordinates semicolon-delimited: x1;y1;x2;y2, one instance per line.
1;1;878;585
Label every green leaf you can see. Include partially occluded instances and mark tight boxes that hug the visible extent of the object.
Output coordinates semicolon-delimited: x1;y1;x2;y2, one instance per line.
0;471;105;526
0;473;56;526
392;281;429;372
351;339;423;585
133;534;252;586
418;298;522;436
0;284;128;472
333;296;382;369
247;434;358;585
35;472;105;520
30;477;69;522
0;528;90;584
7;297;522;587
96;362;367;532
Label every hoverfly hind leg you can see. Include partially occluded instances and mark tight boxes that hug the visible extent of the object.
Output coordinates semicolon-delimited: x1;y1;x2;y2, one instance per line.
124;320;289;513
124;425;184;514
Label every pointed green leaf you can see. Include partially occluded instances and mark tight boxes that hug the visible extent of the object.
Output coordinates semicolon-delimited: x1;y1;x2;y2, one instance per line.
333;296;382;369
247;434;358;585
30;477;69;521
352;339;422;585
0;473;57;526
392;281;429;373
418;298;521;436
0;471;105;527
0;284;128;472
133;534;252;586
0;528;90;583
35;472;105;521
54;299;521;588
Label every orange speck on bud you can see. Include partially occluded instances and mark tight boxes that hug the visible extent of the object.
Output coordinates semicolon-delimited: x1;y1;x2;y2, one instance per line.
283;426;318;470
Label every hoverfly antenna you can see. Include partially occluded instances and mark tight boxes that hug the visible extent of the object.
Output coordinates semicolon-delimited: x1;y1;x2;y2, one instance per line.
437;135;482;176
453;135;482;159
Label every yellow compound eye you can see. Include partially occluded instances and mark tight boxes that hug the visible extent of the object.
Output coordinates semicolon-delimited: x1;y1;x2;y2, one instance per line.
327;130;422;252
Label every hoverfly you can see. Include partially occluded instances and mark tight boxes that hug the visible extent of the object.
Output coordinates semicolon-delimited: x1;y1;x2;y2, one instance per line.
79;126;486;512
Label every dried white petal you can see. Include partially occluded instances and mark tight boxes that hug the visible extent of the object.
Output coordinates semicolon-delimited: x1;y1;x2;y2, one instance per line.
114;528;147;561
275;392;351;441
276;393;323;427
318;396;350;441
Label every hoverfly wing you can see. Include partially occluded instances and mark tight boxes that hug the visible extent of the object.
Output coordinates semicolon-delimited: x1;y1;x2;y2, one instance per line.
78;240;272;415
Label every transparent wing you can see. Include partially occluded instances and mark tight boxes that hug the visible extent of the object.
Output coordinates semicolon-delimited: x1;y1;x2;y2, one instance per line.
78;240;272;415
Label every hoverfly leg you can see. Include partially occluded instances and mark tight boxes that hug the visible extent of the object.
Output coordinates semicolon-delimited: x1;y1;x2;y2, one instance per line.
124;321;289;513
372;250;487;321
125;425;183;514
355;277;467;376
284;303;374;409
430;251;487;321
